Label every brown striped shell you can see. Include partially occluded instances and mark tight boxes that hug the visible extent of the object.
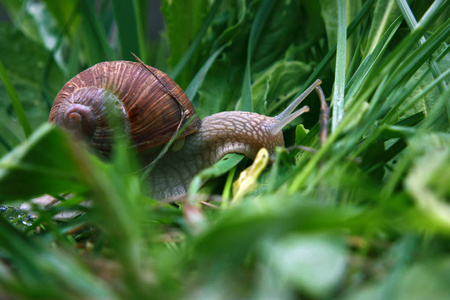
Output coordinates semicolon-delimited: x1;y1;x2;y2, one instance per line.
49;61;200;155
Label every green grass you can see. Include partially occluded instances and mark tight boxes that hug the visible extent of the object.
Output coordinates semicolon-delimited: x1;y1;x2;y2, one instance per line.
0;0;449;299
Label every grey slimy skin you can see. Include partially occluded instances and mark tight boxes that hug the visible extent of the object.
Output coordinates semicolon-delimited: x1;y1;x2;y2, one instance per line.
147;111;284;200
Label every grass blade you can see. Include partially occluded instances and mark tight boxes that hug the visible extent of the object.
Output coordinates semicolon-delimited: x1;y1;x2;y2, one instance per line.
267;0;374;115
239;0;275;112
0;60;32;138
165;0;222;81
346;17;403;104
189;153;244;199
78;0;116;64
346;2;449;126
396;0;449;114
380;18;450;107
289;2;449;192
112;0;140;60
186;44;227;103
0;125;86;201
0;217;117;299
365;0;399;54
133;0;148;62
0;135;12;152
331;0;347;131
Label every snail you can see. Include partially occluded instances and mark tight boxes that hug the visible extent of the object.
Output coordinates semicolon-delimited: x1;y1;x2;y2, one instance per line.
49;60;323;201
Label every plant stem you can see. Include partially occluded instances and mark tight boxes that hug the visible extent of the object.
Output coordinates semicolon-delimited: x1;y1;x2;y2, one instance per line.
332;0;347;132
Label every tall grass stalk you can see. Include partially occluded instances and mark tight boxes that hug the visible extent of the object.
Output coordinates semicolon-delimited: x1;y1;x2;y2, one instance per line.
0;61;32;138
332;0;347;132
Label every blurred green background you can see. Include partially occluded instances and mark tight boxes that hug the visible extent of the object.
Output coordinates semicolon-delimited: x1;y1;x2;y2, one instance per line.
0;1;449;299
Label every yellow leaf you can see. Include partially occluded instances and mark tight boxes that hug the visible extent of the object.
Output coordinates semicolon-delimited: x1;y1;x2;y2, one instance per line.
232;148;270;205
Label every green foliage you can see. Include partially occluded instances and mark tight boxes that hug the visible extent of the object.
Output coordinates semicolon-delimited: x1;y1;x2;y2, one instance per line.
0;125;85;199
0;0;449;299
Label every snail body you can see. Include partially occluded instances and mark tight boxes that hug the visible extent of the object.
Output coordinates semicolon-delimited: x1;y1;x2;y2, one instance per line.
50;60;318;201
147;111;284;200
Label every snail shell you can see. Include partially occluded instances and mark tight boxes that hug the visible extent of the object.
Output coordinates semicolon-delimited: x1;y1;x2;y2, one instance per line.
49;61;200;155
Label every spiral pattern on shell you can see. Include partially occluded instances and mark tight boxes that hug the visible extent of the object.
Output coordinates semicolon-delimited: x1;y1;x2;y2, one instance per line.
49;61;200;154
62;104;95;133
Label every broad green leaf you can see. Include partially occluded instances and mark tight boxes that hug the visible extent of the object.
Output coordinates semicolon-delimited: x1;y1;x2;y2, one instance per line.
239;0;275;112
266;234;347;298
0;124;86;200
186;44;227;103
161;0;210;87
0;0;44;44
1;1;71;77
251;60;312;115
253;1;322;72
213;0;247;47
406;148;450;229
42;0;78;33
405;133;450;230
192;198;362;262
295;124;310;145
395;258;450;300
197;51;247;116
169;0;223;82
0;23;59;152
23;1;60;51
0;77;49;156
0;23;63;91
347;258;450;300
